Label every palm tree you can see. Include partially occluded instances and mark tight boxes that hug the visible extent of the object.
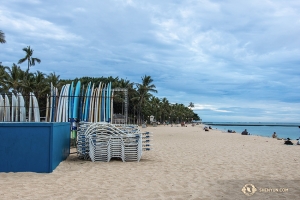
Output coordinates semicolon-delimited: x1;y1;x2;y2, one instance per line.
0;64;9;92
148;96;161;122
0;30;5;43
5;64;26;93
18;46;41;72
32;71;47;99
133;75;157;124
160;97;170;123
47;72;60;87
188;102;194;109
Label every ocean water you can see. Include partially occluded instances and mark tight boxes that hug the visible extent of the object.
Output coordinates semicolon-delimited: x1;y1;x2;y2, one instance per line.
203;122;300;140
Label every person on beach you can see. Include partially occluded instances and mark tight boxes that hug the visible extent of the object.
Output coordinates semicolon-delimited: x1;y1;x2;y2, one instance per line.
272;132;277;138
284;138;293;145
241;129;249;135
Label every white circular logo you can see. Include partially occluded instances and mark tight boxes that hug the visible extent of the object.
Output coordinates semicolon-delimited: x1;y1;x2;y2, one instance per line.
242;184;257;196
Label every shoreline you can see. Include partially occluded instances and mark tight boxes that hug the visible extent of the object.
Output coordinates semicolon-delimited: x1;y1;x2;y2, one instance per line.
201;123;300;140
160;123;300;143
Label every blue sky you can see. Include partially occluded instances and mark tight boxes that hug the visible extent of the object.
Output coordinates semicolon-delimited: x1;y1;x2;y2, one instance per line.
1;0;300;122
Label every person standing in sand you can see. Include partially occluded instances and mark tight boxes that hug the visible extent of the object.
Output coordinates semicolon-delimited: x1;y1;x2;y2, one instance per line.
272;132;277;138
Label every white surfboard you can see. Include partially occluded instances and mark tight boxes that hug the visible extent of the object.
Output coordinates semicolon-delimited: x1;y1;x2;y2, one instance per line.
88;83;95;122
32;94;40;122
18;93;26;122
50;83;53;122
4;94;10;122
29;92;33;122
0;95;4;122
11;93;17;122
56;85;65;122
63;84;70;122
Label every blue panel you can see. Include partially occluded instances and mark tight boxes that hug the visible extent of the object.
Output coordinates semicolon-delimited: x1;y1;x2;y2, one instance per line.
51;123;70;171
0;122;70;173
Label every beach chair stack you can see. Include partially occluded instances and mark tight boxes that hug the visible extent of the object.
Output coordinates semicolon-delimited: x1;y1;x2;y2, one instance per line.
110;136;125;161
89;133;111;162
76;122;151;162
122;134;142;162
77;122;92;159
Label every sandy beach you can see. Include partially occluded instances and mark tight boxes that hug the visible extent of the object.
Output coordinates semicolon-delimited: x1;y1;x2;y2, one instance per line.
0;124;299;199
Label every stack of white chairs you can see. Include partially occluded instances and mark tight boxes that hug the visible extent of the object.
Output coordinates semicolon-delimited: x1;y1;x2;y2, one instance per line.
89;133;111;162
110;136;125;161
122;134;142;162
76;122;151;162
77;122;91;159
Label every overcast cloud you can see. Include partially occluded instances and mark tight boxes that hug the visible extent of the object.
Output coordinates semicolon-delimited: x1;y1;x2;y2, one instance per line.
1;0;300;122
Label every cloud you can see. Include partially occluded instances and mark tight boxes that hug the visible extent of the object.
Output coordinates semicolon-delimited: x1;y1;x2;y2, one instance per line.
0;8;81;42
193;104;232;113
1;0;300;122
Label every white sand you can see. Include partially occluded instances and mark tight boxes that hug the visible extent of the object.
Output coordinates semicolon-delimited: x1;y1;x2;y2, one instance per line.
0;125;299;199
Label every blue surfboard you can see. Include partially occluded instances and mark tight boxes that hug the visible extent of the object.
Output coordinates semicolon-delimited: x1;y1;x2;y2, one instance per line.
68;81;74;121
72;81;81;120
84;82;91;121
107;82;111;122
79;85;85;121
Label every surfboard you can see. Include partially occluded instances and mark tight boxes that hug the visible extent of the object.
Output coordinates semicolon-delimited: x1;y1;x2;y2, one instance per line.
18;93;26;122
45;94;49;122
56;85;65;122
108;82;111;122
98;83;103;122
29;92;33;122
90;87;97;122
0;95;4;121
107;83;110;122
111;90;114;124
68;81;74;122
53;87;59;122
106;82;111;122
84;82;91;121
70;81;81;139
79;85;85;121
11;93;17;122
32;93;40;122
15;94;19;122
72;81;81;121
101;85;106;122
63;84;69;122
4;94;10;122
94;82;101;122
88;83;95;122
81;85;88;121
50;83;54;122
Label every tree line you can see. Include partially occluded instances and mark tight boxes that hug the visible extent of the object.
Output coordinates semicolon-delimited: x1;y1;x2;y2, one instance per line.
0;30;200;124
